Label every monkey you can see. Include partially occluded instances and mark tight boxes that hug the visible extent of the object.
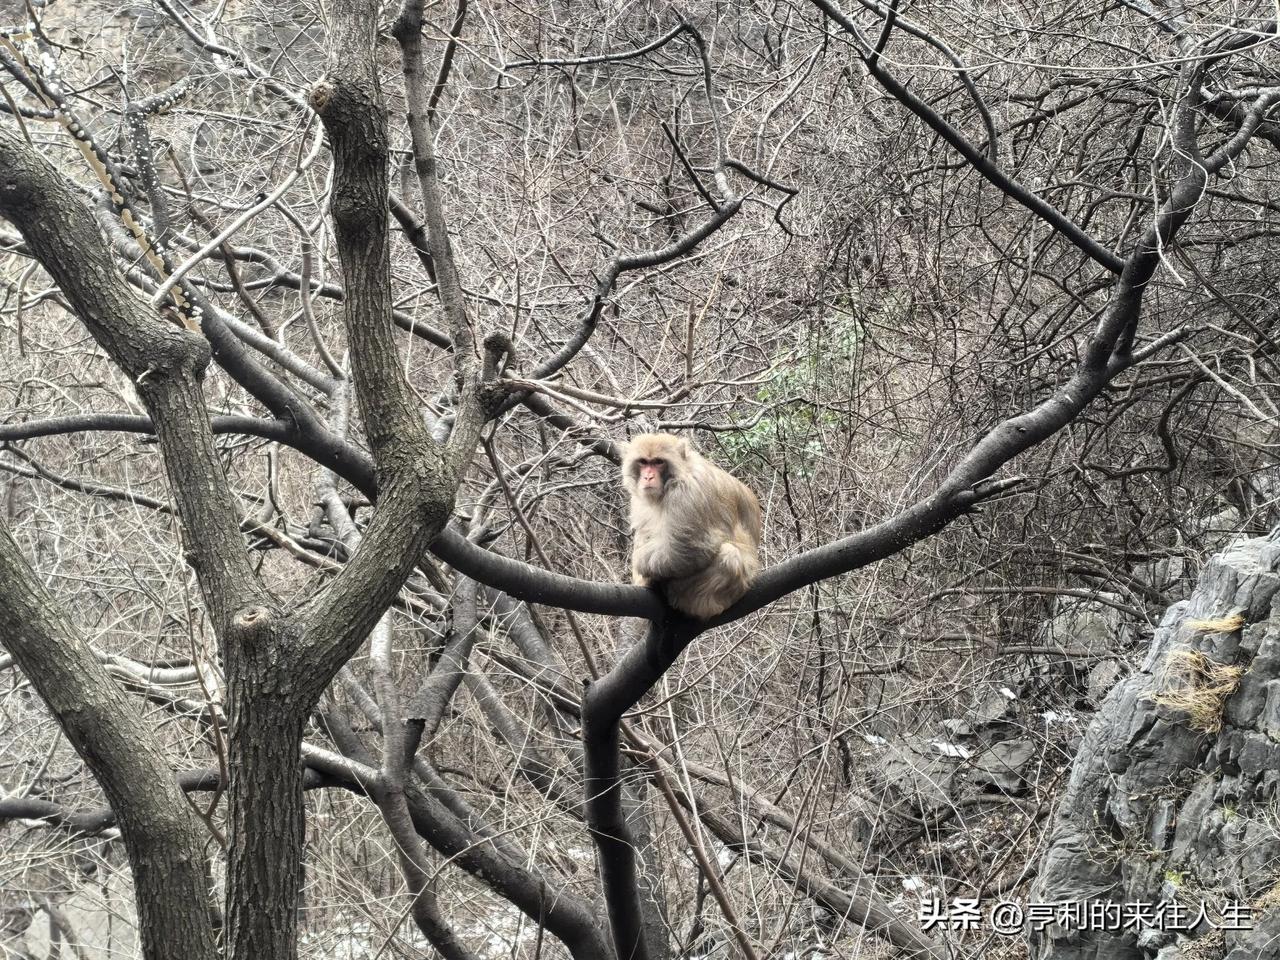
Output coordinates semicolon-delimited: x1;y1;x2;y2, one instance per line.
622;433;762;619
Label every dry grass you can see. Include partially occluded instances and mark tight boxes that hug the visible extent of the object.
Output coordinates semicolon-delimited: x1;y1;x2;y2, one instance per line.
1148;650;1245;733
1179;878;1280;960
1180;927;1226;960
1255;878;1280;911
1186;614;1246;633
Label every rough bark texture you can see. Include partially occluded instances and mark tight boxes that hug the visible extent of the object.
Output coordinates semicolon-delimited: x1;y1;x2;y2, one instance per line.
1031;533;1280;959
222;608;308;960
0;524;218;960
0;114;242;960
302;0;458;690
0;125;264;633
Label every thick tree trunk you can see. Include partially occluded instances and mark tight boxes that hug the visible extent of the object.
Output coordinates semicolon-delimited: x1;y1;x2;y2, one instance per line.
224;611;308;960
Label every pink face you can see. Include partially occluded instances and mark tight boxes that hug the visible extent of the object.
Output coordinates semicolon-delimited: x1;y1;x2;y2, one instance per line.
636;458;666;495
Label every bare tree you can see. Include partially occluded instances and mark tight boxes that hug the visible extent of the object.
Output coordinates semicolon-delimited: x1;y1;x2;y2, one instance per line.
1;2;1278;960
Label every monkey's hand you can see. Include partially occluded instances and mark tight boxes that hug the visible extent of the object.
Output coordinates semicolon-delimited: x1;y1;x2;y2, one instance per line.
633;540;718;582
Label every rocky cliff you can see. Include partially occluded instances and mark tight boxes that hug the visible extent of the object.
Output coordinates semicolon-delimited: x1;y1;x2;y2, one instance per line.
1031;533;1280;959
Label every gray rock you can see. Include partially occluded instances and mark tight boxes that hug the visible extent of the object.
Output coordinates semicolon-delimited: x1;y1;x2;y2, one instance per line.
973;684;1021;724
880;738;959;812
942;717;974;737
970;739;1037;793
1030;533;1280;960
1087;660;1124;704
1136;927;1173;949
1035;594;1136;656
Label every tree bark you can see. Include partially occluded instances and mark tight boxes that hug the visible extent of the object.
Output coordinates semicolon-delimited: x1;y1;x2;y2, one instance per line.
0;523;218;960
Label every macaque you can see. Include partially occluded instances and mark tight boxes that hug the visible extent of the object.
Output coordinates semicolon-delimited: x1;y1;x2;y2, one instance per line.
622;433;762;619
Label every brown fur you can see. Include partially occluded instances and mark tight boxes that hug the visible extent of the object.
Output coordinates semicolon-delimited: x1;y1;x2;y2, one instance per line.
622;434;762;619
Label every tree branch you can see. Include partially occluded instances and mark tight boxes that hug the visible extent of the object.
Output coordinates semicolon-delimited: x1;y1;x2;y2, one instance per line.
808;0;1125;274
300;0;459;691
0;520;218;960
0;124;266;633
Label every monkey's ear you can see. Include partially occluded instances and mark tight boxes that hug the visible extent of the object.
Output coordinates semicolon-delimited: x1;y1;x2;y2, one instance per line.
677;436;693;457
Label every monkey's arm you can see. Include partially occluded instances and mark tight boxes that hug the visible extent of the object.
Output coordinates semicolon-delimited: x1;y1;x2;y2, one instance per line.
631;528;719;582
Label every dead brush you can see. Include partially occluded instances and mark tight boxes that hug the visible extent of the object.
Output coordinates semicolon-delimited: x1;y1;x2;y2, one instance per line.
1185;613;1246;633
1148;649;1245;733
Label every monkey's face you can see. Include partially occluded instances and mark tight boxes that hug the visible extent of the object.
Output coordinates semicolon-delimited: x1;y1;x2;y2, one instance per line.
623;434;689;500
634;457;669;498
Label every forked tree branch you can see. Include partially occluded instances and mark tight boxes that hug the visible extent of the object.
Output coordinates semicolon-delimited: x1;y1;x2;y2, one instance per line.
0;125;266;633
299;0;460;692
0;521;219;960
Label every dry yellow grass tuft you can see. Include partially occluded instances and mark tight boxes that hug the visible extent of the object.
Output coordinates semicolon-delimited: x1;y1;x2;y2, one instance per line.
1148;650;1244;733
1255;879;1280;911
1186;613;1246;633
